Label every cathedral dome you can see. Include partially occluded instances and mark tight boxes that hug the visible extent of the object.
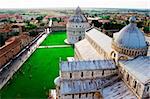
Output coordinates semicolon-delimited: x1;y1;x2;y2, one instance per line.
112;16;148;57
68;7;88;23
114;16;147;49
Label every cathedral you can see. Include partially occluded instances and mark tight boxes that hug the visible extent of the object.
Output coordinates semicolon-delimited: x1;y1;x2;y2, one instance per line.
53;8;150;99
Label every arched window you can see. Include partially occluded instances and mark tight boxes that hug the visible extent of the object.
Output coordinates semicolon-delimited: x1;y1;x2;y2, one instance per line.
81;72;83;77
102;70;104;76
92;72;94;77
70;73;72;78
127;74;129;81
79;93;81;98
86;93;88;97
134;81;137;88
147;86;149;92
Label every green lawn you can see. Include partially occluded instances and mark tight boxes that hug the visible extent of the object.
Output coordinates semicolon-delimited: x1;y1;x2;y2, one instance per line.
40;31;67;46
0;41;74;98
1;47;73;99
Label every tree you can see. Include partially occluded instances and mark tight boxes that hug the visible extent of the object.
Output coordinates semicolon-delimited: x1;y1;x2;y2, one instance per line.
25;23;37;31
143;26;150;33
29;31;38;36
91;20;102;28
137;21;143;28
36;16;44;21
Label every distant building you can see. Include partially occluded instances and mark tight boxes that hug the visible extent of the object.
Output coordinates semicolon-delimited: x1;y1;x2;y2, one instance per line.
0;34;32;68
46;16;69;32
53;16;150;99
65;7;90;44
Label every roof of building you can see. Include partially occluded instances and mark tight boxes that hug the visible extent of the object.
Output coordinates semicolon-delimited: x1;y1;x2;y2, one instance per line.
114;16;147;49
120;56;150;84
68;7;88;23
0;36;20;55
60;59;115;72
86;28;112;54
60;75;118;95
0;29;11;33
102;80;137;99
75;39;104;60
52;21;67;27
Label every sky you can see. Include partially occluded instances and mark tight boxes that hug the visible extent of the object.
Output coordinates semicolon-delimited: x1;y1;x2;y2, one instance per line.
0;0;149;9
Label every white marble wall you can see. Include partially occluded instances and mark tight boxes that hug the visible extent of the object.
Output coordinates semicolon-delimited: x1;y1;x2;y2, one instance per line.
61;69;117;80
66;22;90;44
118;64;146;98
61;92;101;99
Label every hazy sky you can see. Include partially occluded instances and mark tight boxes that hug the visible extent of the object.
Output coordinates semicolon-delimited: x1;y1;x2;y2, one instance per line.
0;0;149;9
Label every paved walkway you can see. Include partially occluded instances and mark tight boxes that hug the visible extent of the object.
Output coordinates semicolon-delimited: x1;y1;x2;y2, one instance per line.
38;45;71;48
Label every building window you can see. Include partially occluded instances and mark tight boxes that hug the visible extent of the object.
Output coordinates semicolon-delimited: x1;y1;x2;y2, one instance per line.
86;93;88;97
147;86;149;92
92;93;94;97
102;70;104;75
134;81;137;88
79;93;81;98
70;73;72;78
81;72;83;77
127;74;129;81
92;72;94;77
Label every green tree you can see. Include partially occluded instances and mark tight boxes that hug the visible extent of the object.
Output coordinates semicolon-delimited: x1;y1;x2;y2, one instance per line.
29;31;38;36
91;20;102;28
144;26;150;33
36;16;44;21
25;23;37;31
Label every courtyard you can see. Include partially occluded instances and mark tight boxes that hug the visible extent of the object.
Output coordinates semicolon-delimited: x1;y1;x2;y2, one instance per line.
0;31;74;99
40;31;67;46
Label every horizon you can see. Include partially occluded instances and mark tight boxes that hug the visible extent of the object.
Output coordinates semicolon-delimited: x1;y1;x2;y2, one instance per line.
0;7;149;10
0;0;149;9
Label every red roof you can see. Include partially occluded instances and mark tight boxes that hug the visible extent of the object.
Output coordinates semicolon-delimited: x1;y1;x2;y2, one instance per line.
0;29;11;33
0;14;22;19
98;20;110;23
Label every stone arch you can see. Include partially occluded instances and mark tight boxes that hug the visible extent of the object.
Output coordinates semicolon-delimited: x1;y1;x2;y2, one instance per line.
110;51;116;59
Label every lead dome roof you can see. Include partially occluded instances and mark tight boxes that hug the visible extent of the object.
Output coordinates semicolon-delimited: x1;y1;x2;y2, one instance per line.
114;16;147;49
68;7;88;23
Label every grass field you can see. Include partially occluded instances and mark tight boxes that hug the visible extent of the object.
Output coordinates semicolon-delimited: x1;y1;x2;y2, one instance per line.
40;31;67;46
0;32;74;99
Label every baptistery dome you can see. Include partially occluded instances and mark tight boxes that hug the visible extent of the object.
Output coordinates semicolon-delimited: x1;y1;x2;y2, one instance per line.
112;16;148;57
68;7;88;23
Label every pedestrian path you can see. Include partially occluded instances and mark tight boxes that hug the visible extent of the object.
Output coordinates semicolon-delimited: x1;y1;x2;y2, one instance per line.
38;45;71;48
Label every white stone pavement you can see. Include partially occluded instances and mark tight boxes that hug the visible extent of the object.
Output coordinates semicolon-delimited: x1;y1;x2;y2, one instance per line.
0;32;49;89
38;45;71;48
